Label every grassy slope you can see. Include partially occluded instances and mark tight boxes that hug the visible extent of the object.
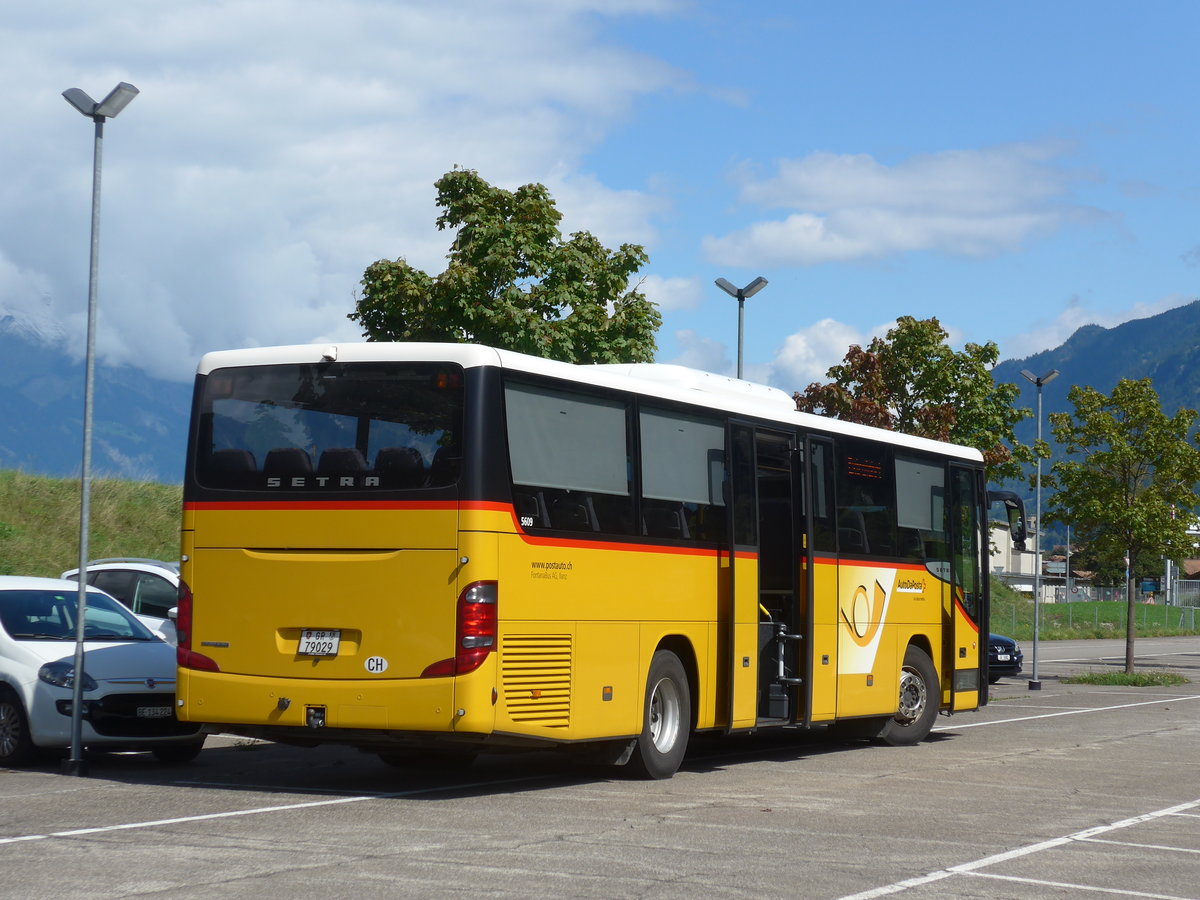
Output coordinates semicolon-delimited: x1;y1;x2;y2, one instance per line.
990;576;1200;639
0;470;181;578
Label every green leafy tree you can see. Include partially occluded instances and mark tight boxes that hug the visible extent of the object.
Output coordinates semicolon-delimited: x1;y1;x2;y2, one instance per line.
349;167;661;363
1047;378;1200;673
793;316;1032;482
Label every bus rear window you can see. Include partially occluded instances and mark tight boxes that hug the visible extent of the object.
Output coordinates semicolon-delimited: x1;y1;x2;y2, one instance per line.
195;362;463;492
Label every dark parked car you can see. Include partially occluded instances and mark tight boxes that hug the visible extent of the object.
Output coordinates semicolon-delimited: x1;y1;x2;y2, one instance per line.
988;633;1023;683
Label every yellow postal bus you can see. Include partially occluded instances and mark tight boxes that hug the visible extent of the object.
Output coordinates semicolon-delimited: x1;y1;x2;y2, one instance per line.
176;343;1023;778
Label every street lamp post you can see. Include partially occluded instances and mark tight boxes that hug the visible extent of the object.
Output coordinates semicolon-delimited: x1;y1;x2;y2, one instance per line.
714;276;768;379
1020;367;1059;691
61;81;139;776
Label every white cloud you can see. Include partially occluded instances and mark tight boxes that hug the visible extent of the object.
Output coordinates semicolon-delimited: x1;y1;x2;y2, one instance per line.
551;171;665;249
704;143;1101;267
0;252;61;344
639;274;702;311
1002;293;1195;360
666;329;732;374
0;1;681;380
765;318;867;388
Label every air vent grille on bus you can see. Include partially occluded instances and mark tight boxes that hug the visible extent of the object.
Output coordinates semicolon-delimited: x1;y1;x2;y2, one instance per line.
500;634;572;728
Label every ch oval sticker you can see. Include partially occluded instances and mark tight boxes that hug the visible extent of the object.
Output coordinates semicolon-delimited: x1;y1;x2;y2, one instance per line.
364;656;388;674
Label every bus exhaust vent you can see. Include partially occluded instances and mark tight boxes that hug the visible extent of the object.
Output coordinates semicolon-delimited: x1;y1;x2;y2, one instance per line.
501;634;572;728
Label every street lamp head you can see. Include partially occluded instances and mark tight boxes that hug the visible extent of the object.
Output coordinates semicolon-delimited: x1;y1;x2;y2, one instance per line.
714;275;768;299
63;82;138;120
63;88;98;117
95;82;139;118
742;275;768;298
1020;368;1060;388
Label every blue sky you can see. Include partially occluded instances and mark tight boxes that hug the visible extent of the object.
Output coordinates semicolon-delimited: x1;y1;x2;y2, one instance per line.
2;1;1197;389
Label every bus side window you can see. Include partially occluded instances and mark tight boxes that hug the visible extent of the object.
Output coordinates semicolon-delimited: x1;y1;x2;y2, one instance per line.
504;381;633;535
836;438;896;558
639;407;725;544
808;438;837;553
895;453;947;563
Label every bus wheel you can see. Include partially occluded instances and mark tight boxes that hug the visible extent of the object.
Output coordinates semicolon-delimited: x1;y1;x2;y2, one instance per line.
628;650;690;779
878;645;939;746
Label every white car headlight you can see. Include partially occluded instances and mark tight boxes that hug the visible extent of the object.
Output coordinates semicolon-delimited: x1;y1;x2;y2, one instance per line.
38;661;98;691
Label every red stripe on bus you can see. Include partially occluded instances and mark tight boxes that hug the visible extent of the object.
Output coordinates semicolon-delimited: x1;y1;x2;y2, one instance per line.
184;498;752;558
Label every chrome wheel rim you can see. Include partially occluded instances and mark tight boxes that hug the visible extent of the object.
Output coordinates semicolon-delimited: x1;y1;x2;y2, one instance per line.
648;677;683;753
896;665;927;725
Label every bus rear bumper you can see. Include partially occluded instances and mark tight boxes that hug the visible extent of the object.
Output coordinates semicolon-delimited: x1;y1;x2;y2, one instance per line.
177;667;493;736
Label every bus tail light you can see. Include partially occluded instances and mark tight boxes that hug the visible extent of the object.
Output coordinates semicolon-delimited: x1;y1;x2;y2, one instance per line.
175;578;220;672
421;581;497;678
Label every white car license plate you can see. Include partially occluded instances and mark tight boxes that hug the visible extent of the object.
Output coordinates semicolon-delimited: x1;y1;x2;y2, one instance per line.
137;706;172;718
996;653;1011;661
299;629;340;657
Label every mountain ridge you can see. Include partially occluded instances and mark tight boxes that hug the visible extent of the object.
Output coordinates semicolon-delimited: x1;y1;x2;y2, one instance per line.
995;298;1200;448
0;320;190;483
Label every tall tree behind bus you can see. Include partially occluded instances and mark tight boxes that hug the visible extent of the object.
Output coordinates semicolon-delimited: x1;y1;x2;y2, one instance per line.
1047;377;1200;674
793;316;1032;483
349;167;661;364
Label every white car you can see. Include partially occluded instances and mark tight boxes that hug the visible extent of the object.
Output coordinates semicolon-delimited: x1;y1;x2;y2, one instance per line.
0;576;204;767
61;559;179;645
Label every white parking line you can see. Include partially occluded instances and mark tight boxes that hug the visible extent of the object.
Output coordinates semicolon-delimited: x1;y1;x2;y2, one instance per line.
934;692;1200;731
838;798;1200;900
989;703;1096;710
1045;652;1200;663
0;774;545;847
964;870;1196;899
1081;836;1200;855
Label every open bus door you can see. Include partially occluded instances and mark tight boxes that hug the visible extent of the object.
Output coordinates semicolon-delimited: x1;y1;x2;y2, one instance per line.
948;465;986;710
725;423;808;731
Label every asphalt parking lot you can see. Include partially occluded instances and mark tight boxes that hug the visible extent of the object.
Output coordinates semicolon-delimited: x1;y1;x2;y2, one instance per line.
1;636;1198;899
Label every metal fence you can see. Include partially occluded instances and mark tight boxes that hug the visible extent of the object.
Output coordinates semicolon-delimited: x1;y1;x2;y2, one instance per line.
997;572;1200;608
990;595;1199;634
1065;581;1200;608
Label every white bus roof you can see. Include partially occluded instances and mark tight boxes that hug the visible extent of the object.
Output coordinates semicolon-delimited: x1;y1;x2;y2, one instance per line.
196;342;984;463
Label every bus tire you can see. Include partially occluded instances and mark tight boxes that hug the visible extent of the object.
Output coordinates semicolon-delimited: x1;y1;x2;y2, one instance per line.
628;650;690;780
877;645;939;746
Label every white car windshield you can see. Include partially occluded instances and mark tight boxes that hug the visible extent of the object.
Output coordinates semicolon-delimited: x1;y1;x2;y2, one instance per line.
0;589;158;642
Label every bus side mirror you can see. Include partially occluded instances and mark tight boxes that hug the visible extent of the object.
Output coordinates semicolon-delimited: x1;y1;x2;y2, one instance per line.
987;490;1027;552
